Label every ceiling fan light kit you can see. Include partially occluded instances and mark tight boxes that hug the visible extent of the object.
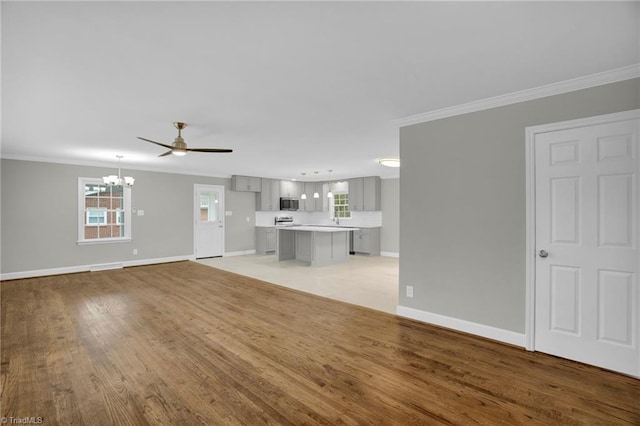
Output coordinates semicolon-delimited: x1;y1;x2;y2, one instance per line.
138;122;232;157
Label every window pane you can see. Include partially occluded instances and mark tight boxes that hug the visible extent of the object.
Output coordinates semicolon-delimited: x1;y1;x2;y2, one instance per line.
199;193;218;222
84;226;98;239
111;197;123;209
110;186;124;197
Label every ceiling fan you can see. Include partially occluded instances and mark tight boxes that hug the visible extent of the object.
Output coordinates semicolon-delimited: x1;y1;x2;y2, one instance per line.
138;122;233;157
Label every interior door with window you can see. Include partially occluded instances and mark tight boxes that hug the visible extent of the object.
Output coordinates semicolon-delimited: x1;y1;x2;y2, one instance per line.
532;112;639;377
195;185;224;258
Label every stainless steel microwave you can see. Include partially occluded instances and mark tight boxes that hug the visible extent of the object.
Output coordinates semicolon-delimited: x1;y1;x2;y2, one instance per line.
280;197;299;211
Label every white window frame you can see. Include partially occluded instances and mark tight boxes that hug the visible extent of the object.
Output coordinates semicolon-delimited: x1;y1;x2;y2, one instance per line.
78;177;132;244
332;191;351;219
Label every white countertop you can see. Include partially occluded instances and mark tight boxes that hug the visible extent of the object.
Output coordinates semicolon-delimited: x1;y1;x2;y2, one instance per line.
277;225;359;232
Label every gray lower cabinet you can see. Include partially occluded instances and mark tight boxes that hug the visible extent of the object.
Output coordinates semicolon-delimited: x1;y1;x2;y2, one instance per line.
352;227;380;256
256;227;276;254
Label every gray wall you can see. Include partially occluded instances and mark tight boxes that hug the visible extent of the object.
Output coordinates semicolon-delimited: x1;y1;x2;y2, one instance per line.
381;178;399;254
0;159;256;274
399;78;640;333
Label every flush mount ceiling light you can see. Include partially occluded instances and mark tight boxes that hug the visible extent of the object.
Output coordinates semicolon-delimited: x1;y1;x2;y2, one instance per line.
103;155;135;187
378;157;400;168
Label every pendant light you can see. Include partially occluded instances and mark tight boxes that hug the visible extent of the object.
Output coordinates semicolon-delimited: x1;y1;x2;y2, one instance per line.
300;172;307;199
313;171;320;198
326;170;334;198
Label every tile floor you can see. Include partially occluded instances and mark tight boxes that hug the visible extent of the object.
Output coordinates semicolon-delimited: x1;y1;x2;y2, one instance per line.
196;254;399;314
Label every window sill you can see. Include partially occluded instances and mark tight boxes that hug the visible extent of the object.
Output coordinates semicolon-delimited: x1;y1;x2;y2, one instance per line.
77;238;132;245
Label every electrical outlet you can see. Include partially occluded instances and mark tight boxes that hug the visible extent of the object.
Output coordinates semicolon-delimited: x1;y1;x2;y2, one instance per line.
133;249;138;255
406;285;414;298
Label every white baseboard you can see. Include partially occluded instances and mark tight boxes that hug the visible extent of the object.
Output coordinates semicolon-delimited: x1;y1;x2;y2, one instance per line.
90;262;124;272
381;251;399;258
396;305;526;348
224;249;256;257
0;254;195;281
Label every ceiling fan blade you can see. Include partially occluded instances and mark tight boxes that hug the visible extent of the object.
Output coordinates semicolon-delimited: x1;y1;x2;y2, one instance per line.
158;150;173;157
137;137;173;149
187;148;233;153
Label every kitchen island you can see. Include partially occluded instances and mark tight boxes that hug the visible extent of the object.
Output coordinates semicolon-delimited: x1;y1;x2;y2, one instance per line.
277;226;358;266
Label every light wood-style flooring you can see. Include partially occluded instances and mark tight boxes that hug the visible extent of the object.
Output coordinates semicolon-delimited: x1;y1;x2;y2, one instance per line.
196;254;399;314
2;261;639;425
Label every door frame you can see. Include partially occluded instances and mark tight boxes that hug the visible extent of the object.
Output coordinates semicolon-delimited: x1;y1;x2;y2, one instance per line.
524;108;640;352
194;184;226;258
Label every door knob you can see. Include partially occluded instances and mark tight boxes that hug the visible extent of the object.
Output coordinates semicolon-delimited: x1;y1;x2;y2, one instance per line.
538;249;549;258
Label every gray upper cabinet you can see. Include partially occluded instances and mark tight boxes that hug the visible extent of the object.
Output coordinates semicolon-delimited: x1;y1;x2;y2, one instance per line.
315;182;326;211
363;176;381;211
301;182;325;212
302;182;315;212
280;180;303;198
253;175;379;211
256;178;280;211
231;175;262;192
348;176;380;211
348;178;364;211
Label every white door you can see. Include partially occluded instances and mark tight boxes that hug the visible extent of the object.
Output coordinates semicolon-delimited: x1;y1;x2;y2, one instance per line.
194;184;224;258
531;111;639;377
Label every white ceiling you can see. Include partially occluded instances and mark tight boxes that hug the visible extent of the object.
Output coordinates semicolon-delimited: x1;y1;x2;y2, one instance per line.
2;1;638;181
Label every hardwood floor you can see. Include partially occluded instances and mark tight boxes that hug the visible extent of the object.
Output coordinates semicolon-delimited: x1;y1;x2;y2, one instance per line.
2;261;639;425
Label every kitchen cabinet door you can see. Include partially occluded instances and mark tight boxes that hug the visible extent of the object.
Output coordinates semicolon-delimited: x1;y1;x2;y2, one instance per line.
231;175;262;192
348;178;364;211
352;228;381;256
256;227;277;254
256;178;280;211
348;177;380;211
280;180;302;198
314;182;325;211
303;182;316;212
363;176;381;211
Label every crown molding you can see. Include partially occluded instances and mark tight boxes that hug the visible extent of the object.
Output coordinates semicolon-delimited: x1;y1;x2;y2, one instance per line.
395;64;640;128
0;153;232;179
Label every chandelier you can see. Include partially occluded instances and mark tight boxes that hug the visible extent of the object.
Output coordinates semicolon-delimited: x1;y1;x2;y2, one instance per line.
103;155;135;187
